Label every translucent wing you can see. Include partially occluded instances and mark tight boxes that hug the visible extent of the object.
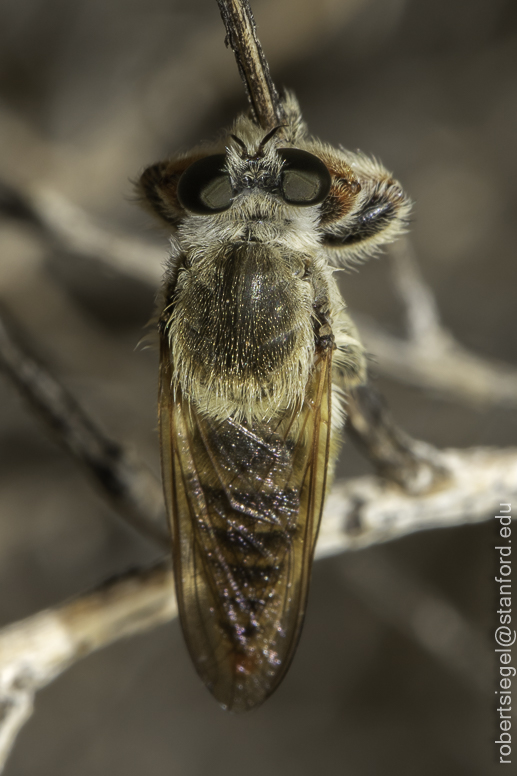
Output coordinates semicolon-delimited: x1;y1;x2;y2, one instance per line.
159;334;332;712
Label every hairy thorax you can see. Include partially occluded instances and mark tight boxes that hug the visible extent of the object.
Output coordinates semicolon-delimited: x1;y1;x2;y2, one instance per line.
163;201;331;421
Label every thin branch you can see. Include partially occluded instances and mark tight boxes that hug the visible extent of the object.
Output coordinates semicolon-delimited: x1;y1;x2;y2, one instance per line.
0;181;164;286
389;236;444;345
0;306;168;548
357;313;517;409
216;0;284;128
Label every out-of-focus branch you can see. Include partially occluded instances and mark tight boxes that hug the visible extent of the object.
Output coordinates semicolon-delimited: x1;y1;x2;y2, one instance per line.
341;549;493;696
0;563;175;771
357;315;517;409
1;443;515;770
390;236;444;345
0;306;168;548
0;180;163;286
354;237;517;408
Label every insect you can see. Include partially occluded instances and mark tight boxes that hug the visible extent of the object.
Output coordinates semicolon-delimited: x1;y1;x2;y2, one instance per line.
137;21;410;712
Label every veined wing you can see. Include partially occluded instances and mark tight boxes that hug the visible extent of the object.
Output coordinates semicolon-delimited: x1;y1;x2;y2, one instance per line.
159;335;332;712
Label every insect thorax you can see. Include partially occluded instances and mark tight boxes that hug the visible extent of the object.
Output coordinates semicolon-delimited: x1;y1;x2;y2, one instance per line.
162;201;334;422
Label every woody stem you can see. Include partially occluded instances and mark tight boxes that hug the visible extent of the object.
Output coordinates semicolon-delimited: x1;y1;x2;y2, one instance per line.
216;0;284;128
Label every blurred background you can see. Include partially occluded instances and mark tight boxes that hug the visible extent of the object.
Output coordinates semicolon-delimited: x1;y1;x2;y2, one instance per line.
0;0;516;773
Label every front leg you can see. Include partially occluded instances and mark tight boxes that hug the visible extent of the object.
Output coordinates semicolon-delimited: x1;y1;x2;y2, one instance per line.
332;308;368;391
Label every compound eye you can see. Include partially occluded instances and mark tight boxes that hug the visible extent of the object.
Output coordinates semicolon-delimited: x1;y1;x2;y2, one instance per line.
278;148;331;206
177;154;233;214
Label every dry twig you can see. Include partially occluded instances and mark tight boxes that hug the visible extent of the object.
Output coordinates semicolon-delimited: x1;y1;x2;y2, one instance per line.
217;0;284;128
0;564;176;768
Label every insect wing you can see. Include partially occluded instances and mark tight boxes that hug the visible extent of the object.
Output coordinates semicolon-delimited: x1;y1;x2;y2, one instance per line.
159;336;332;712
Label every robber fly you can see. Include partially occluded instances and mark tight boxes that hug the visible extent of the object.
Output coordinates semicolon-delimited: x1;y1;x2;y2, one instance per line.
138;82;410;711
